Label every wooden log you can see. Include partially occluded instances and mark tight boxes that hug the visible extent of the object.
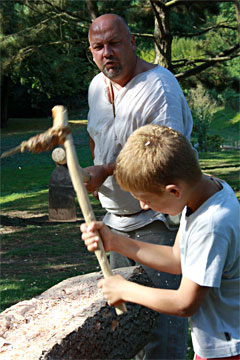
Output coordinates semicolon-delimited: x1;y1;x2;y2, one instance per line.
0;266;159;360
51;147;67;165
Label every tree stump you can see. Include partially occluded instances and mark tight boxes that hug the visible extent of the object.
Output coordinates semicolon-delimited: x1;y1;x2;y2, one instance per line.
0;266;159;360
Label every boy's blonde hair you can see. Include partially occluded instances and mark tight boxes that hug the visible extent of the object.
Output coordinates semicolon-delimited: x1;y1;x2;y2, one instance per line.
115;125;201;193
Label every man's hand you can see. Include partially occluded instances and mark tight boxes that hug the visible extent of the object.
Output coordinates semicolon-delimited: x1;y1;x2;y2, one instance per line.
98;275;128;307
80;221;114;252
84;163;115;193
84;165;109;193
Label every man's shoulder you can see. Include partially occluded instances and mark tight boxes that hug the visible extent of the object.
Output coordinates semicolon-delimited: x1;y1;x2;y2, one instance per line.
133;64;178;91
145;64;175;79
90;72;103;85
88;72;105;96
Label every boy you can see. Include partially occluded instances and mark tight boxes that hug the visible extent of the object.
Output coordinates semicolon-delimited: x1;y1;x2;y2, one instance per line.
81;125;240;359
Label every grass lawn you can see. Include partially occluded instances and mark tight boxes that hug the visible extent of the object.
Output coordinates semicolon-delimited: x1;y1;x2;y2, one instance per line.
209;106;240;145
1;112;239;359
1;116;101;312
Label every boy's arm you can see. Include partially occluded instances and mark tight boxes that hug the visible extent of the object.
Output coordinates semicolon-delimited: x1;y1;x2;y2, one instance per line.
112;227;181;274
98;274;209;317
81;222;181;275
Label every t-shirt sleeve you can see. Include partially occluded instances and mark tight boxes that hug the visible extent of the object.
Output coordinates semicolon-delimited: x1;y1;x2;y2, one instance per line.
142;81;192;139
182;231;229;288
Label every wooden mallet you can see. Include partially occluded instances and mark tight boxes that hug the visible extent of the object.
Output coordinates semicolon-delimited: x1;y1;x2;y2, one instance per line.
1;105;127;315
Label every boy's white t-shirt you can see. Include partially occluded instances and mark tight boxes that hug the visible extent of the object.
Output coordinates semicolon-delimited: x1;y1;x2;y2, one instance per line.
180;181;240;358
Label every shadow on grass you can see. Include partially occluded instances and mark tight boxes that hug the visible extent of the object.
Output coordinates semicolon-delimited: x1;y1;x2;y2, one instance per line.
0;222;101;311
1;190;49;212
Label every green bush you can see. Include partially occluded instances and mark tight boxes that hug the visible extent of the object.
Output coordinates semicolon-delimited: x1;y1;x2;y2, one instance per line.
187;84;220;151
217;88;240;112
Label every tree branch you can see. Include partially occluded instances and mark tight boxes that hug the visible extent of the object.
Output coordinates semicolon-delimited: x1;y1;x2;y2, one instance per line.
41;0;91;23
174;23;237;38
3;38;87;70
166;0;235;6
175;44;240;80
132;32;155;39
86;0;99;21
150;0;165;36
2;13;62;40
165;0;181;7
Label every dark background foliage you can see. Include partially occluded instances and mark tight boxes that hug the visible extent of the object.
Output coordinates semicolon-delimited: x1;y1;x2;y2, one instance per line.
1;0;239;127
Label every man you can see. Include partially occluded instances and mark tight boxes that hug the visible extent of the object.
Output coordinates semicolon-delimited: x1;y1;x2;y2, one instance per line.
84;13;192;359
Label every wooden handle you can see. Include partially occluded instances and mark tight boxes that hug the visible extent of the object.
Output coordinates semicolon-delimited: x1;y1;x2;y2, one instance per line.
52;106;126;315
64;135;127;315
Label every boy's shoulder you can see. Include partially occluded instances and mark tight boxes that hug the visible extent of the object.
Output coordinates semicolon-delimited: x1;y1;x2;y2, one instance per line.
202;180;238;211
184;181;239;232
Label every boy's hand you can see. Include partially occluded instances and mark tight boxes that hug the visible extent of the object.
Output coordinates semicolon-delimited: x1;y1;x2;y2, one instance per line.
80;221;113;252
98;275;127;306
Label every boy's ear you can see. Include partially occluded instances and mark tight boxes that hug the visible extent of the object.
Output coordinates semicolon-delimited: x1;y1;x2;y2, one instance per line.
165;184;181;199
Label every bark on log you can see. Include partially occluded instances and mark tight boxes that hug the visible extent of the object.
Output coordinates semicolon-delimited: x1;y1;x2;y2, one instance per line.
0;266;159;360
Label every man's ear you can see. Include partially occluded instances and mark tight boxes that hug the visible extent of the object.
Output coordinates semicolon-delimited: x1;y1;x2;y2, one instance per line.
130;34;137;50
89;46;96;62
165;184;181;199
89;46;93;55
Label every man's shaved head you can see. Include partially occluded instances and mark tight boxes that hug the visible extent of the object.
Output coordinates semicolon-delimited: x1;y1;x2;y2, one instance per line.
88;13;137;85
89;14;131;41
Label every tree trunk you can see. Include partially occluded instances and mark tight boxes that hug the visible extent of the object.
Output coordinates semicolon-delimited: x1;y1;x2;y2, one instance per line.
0;266;160;360
234;0;240;43
1;75;11;128
86;0;99;21
150;0;172;68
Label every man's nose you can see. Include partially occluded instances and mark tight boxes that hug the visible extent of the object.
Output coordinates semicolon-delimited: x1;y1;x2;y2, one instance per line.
103;44;113;57
140;201;149;210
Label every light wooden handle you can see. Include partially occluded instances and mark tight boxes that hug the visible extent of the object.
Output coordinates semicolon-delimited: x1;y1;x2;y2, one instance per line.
64;135;127;315
51;106;127;315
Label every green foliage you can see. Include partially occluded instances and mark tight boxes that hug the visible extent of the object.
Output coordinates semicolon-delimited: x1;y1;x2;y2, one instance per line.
217;88;240;112
137;46;155;63
187;84;221;152
0;0;239;122
1;0;92;114
171;1;238;95
172;37;204;62
170;1;220;35
12;44;92;112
